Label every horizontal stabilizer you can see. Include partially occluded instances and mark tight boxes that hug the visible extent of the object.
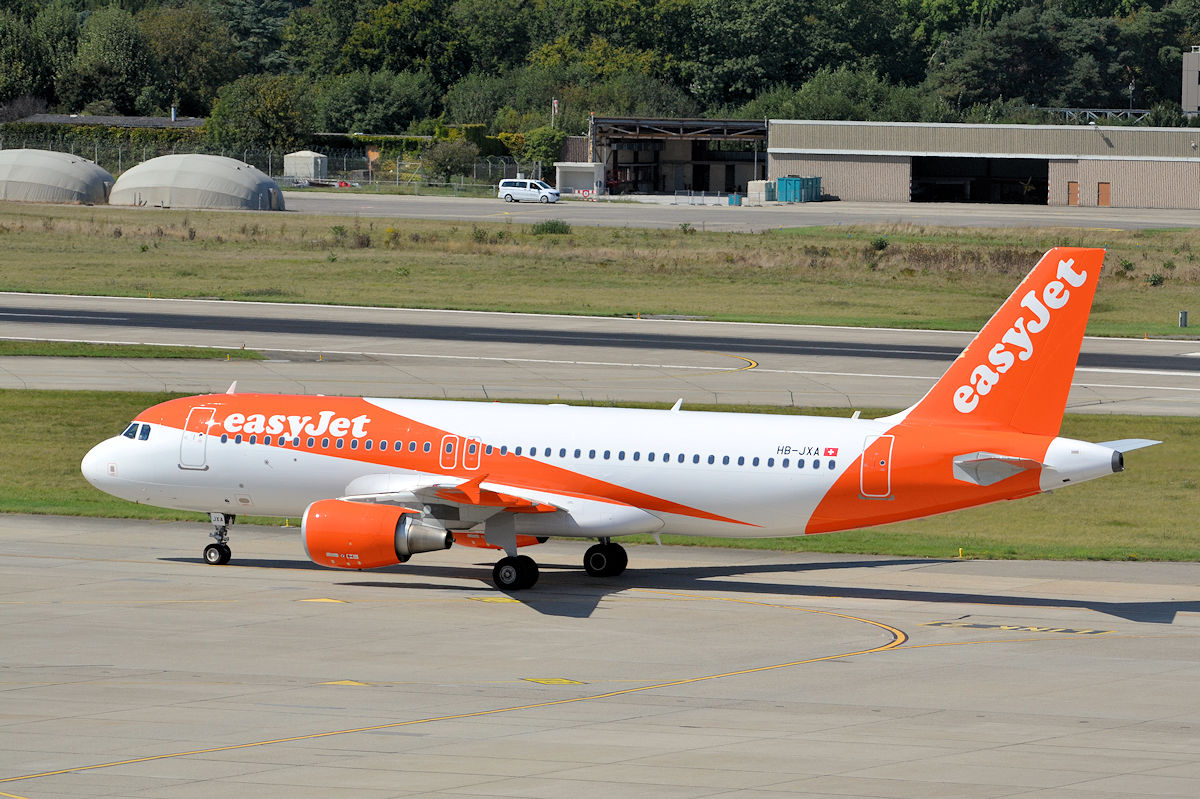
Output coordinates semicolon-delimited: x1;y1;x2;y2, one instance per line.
1097;439;1161;453
953;451;1044;486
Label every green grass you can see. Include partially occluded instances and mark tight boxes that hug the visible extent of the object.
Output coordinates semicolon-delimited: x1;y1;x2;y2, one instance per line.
0;389;1192;560
2;205;1199;336
0;341;264;359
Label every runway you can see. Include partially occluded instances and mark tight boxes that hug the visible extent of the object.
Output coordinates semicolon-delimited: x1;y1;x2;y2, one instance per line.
3;293;1200;415
0;514;1197;798
284;191;1200;232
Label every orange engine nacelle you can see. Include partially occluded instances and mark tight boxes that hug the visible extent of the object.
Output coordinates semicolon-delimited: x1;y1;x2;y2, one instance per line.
302;499;452;570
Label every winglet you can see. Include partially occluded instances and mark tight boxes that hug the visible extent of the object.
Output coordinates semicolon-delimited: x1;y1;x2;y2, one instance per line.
897;247;1105;436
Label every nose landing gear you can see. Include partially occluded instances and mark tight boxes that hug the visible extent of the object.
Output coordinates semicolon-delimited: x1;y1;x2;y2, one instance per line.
204;512;234;565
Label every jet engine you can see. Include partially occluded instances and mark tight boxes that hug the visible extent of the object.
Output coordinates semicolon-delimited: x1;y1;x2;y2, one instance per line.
302;499;452;570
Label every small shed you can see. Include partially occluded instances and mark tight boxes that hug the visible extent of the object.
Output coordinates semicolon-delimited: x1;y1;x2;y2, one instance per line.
109;154;284;210
284;150;328;180
0;149;114;204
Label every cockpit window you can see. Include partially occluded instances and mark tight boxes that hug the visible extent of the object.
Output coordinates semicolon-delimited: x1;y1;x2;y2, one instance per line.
138;424;151;441
122;423;138;439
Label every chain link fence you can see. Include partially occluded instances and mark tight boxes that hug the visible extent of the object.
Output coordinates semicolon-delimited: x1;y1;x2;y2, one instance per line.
0;134;547;193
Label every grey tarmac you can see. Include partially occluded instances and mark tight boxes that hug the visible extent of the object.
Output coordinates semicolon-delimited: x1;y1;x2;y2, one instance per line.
0;514;1197;798
283;191;1200;232
2;293;1199;415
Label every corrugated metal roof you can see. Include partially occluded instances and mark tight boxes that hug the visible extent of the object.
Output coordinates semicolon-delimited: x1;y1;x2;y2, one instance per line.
15;114;205;129
769;120;1200;161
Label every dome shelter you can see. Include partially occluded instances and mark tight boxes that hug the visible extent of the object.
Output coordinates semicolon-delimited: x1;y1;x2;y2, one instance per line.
109;154;285;211
0;149;114;204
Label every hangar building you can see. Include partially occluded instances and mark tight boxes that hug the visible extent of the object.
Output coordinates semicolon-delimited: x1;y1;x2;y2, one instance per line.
0;148;113;204
109;154;284;210
768;119;1200;209
557;117;767;196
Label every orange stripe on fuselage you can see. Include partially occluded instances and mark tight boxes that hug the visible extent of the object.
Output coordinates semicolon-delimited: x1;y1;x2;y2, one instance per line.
136;394;753;526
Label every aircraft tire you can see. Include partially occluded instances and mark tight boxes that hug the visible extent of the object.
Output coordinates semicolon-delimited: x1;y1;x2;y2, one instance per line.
494;556;537;590
584;543;626;577
204;543;230;565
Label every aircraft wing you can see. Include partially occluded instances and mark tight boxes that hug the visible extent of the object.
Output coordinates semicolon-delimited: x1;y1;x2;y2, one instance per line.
340;473;560;514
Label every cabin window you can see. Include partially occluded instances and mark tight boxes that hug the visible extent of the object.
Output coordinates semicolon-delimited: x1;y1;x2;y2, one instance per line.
618;451;625;461
692;454;700;463
235;434;243;444
365;440;373;450
559;448;567;457
514;446;523;456
500;445;508;455
322;438;330;448
722;456;730;465
248;435;256;445
220;434;228;443
409;441;417;452
379;440;387;451
336;439;344;449
444;442;453;454
423;442;431;453
797;459;805;469
828;459;836;469
589;449;596;459
486;445;494;455
813;459;821;469
603;450;611;460
707;455;715;465
767;457;774;467
752;457;759;466
468;443;477;454
782;458;790;467
634;452;641;461
306;437;315;447
350;439;358;450
264;435;272;446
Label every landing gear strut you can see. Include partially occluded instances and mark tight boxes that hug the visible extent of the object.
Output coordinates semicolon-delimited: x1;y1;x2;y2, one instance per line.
204;512;233;565
584;539;627;577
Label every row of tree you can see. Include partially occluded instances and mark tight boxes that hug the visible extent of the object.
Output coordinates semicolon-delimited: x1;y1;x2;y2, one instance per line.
3;0;1200;152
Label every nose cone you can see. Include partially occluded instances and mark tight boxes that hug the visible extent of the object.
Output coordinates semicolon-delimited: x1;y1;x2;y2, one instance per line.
81;440;115;492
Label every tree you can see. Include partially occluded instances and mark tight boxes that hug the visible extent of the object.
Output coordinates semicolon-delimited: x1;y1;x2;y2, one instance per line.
55;5;162;114
340;0;466;89
317;70;436;133
138;1;241;116
205;74;315;150
0;10;46;103
740;67;952;122
212;0;302;72
422;138;479;181
522;125;568;167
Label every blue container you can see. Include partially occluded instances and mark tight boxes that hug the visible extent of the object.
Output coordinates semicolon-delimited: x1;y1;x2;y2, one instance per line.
728;193;741;206
777;176;821;203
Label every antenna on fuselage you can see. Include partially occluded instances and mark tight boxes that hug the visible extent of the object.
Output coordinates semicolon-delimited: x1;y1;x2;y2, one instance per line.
226;381;238;395
670;399;682;412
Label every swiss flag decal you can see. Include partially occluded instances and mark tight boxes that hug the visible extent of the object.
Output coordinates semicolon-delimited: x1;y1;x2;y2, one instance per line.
824;447;839;457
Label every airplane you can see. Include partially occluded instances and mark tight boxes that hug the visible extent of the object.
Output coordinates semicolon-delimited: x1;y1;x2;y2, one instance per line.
81;247;1158;590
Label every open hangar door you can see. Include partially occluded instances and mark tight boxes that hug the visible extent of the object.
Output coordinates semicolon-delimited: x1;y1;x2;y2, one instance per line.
911;157;1048;204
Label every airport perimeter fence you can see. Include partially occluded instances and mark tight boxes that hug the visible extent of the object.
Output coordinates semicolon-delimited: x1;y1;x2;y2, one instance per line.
0;134;546;194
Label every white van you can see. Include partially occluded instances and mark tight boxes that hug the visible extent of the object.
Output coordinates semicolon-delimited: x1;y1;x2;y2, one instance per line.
497;179;560;203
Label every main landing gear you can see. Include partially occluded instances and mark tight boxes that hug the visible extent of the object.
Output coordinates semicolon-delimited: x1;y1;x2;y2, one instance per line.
492;555;538;591
584;539;628;577
203;512;234;565
488;540;629;590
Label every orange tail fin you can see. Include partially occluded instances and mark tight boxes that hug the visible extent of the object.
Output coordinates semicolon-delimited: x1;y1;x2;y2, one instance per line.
898;247;1105;436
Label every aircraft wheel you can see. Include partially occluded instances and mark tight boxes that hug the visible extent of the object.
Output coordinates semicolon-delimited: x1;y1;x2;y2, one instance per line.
584;543;627;577
204;543;231;565
494;556;537;590
515;555;539;588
